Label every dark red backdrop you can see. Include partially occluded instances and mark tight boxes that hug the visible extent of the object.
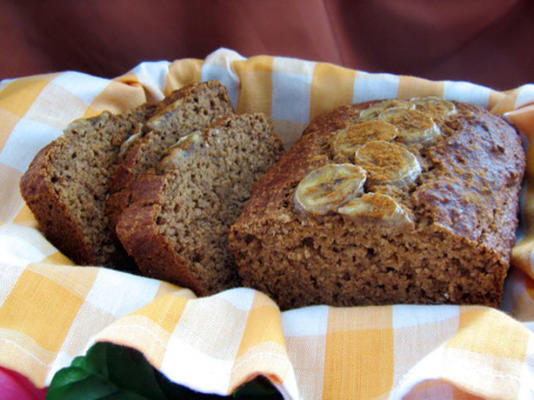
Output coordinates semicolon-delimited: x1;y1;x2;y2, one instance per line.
1;0;533;90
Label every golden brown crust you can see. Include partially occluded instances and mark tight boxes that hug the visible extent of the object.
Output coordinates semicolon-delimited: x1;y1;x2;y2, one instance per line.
236;101;524;257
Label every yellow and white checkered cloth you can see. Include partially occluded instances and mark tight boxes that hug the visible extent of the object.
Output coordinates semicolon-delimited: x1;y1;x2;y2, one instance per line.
1;48;534;399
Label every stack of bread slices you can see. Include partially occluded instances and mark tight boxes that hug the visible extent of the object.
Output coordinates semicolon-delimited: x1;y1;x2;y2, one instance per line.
20;80;284;295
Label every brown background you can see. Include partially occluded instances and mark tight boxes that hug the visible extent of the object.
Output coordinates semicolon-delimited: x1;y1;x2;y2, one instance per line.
1;0;533;90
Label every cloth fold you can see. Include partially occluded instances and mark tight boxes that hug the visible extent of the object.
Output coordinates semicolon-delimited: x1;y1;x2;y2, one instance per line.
1;48;533;399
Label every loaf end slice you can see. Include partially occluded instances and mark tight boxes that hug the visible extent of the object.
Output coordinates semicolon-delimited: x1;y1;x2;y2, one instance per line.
19;105;155;267
116;113;284;295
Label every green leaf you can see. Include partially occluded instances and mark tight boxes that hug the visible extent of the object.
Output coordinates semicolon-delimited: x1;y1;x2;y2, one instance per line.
47;342;282;400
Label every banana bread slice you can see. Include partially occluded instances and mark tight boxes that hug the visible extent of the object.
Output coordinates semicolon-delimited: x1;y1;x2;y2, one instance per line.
116;113;284;295
228;98;525;309
20;104;155;267
106;80;233;230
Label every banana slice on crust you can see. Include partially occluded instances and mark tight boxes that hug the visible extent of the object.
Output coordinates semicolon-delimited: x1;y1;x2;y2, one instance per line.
379;108;441;144
333;120;398;159
354;140;421;186
158;131;203;171
359;100;411;120
410;97;457;118
294;163;367;215
337;192;413;225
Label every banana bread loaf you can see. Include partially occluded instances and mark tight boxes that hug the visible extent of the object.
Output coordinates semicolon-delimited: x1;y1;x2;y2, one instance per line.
116;113;284;295
228;98;525;309
19;104;155;267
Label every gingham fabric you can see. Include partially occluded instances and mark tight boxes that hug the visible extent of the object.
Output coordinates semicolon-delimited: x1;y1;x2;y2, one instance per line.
1;48;534;399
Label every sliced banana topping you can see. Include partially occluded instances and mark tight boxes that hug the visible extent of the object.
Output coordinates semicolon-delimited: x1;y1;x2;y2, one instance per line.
379;108;440;144
410;97;457;118
333;120;398;160
146;99;182;130
354;140;421;186
359;99;411;120
158;131;203;171
338;193;412;225
294;164;367;215
118;130;142;158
